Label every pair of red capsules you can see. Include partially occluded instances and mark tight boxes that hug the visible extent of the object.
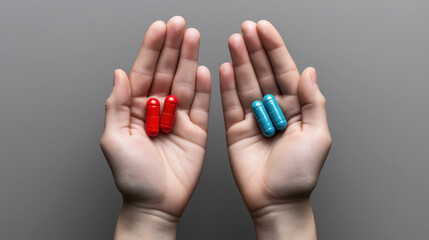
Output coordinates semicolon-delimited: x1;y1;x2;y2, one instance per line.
146;95;178;137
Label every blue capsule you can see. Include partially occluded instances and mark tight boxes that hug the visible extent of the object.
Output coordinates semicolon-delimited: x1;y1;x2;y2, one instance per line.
263;94;287;130
252;101;276;137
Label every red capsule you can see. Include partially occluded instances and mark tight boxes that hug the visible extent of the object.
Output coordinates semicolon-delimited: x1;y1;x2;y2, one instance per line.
160;95;178;133
145;98;160;137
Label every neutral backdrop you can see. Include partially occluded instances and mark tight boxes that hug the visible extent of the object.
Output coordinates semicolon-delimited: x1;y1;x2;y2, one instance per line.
1;0;428;239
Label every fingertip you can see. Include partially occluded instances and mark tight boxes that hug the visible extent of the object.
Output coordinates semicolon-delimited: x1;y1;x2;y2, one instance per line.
190;65;212;130
197;66;212;93
166;16;186;37
256;19;272;30
307;67;327;104
168;16;186;27
303;67;315;79
241;21;264;54
309;67;317;85
256;20;278;37
256;20;284;51
113;68;124;86
198;65;211;77
301;67;316;85
299;67;321;105
220;62;233;75
114;69;128;84
163;16;186;49
115;68;127;76
219;61;244;129
114;69;130;101
178;28;200;62
142;20;166;49
228;33;243;48
219;62;232;82
185;28;201;42
219;63;235;91
113;69;119;86
181;28;201;56
150;20;167;33
152;20;166;27
241;20;256;33
301;67;318;87
228;34;249;65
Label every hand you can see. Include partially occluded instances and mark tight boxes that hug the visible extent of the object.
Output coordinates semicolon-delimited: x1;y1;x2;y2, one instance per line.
100;16;211;239
220;20;331;239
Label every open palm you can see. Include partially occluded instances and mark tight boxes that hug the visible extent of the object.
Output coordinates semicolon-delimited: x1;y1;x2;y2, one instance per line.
220;20;331;214
101;17;211;218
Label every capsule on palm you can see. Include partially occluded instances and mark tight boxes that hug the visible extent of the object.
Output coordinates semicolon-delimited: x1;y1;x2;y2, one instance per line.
252;100;276;137
263;94;287;130
146;98;160;137
160;95;178;133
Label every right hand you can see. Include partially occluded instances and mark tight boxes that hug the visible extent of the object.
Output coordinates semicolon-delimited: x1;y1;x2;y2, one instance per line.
219;20;331;239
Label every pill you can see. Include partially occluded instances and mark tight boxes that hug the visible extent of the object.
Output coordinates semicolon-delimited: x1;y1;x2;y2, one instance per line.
263;94;287;131
160;95;178;133
146;98;160;137
252;100;276;137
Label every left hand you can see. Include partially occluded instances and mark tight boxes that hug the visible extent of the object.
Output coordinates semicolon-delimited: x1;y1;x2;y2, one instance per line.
100;16;211;239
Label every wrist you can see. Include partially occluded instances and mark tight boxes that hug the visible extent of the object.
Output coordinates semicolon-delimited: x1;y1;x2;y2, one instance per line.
251;199;316;240
114;202;179;240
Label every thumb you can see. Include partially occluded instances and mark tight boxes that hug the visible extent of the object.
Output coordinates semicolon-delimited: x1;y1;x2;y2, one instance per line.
298;67;329;131
103;69;131;134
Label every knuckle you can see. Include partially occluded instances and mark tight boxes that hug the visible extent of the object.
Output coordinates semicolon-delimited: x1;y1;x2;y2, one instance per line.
319;95;327;108
104;96;114;111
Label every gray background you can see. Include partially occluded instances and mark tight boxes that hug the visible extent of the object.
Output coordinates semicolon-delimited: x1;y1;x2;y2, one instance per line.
1;0;428;239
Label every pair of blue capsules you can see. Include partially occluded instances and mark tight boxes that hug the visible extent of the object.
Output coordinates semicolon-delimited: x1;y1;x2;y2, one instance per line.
252;94;287;137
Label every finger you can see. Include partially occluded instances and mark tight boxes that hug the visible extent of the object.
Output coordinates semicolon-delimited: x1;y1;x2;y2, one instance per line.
241;21;280;95
298;67;329;130
171;28;200;112
228;34;263;113
104;69;131;134
130;20;166;97
149;16;186;96
219;62;245;130
189;66;212;131
256;20;300;95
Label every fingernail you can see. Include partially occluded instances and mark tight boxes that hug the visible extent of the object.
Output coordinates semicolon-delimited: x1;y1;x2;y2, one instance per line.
113;70;118;86
310;68;317;85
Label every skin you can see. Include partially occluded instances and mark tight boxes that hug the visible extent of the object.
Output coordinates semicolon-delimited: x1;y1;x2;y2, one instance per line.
219;20;331;239
100;16;211;239
101;16;331;239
